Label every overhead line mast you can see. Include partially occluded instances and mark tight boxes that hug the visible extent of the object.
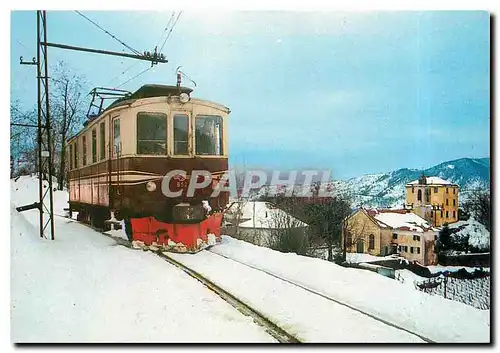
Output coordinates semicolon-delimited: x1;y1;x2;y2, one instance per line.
17;10;169;241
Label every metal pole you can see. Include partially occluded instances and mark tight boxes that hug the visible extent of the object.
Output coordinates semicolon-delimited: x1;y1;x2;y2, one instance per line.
36;12;44;239
42;11;55;240
41;42;168;64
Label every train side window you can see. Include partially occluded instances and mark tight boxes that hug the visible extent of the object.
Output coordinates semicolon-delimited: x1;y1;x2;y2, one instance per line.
74;141;78;168
137;112;167;155
174;114;189;155
69;144;73;170
113;118;120;157
82;135;87;166
100;122;105;160
92;128;97;163
195;115;223;155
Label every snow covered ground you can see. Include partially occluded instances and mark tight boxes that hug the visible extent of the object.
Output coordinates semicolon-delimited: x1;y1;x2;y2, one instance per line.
167;251;423;343
209;236;490;343
346;252;402;264
10;177;275;343
10;176;490;343
396;270;490;310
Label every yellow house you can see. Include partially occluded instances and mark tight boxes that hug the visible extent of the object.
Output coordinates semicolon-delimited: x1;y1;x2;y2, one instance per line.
405;174;459;227
343;208;438;265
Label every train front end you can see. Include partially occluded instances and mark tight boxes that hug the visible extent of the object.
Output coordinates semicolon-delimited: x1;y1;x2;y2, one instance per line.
108;85;231;252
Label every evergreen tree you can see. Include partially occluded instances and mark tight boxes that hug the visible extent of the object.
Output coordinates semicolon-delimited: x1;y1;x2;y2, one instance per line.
436;223;452;253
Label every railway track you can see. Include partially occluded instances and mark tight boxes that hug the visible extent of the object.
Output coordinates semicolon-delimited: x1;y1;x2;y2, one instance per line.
54;213;432;343
206;249;435;343
56;215;299;343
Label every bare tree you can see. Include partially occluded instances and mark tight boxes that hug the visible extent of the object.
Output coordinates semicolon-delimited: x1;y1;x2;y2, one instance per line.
50;61;87;190
222;199;249;239
304;196;352;262
461;188;491;232
10;101;38;177
342;212;371;261
265;202;309;255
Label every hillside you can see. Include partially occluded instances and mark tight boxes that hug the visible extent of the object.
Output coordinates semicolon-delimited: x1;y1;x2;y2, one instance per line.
333;157;490;208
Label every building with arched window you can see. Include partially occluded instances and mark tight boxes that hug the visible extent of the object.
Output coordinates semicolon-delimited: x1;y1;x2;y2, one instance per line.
342;208;438;265
405;174;459;226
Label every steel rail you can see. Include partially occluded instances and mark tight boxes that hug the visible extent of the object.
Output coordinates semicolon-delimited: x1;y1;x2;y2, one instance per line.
207;249;435;343
55;214;300;343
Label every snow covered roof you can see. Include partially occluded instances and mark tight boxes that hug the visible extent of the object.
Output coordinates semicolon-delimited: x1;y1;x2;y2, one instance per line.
364;209;434;233
406;176;454;186
227;201;308;229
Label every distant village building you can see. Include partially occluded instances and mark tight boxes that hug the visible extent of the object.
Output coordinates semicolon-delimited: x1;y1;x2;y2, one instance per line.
405;174;459;226
343;208;438;265
223;201;309;247
341;174;456;266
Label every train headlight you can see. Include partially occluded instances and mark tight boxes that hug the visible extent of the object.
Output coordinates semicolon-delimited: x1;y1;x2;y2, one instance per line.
146;181;157;192
179;92;190;104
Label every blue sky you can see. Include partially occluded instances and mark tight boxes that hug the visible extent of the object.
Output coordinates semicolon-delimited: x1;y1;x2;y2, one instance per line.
10;11;490;179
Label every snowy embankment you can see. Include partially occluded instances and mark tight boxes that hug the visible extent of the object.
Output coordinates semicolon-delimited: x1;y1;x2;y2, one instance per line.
209;236;490;343
10;176;274;343
168;251;423;343
396;269;490;310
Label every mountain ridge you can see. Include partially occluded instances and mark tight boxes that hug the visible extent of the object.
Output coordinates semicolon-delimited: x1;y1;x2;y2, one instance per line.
335;157;490;208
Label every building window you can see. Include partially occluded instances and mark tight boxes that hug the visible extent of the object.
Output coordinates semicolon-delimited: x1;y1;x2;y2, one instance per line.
410;247;414;254
69;144;73;170
137;112;167;155
392;233;397;240
446;199;448;206
113;118;120;156
74;141;78;168
446;188;449;193
404;246;408;252
92;128;97;163
453;210;456;218
441;210;443;217
434;187;438;193
413;235;420;241
431;210;434;217
100;122;105;160
174;114;189;155
446;211;449;218
416;247;421;254
368;234;375;250
412;187;414;193
195;115;223;155
417;189;422;201
453;188;456;194
82;135;87;166
453;199;456;206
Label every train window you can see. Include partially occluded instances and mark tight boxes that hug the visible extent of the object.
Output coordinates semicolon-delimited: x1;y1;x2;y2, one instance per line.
174;114;189;155
69;144;73;170
100;122;105;160
74;141;78;168
92;128;97;163
137;112;167;155
82;135;87;166
113;118;120;156
195;115;223;155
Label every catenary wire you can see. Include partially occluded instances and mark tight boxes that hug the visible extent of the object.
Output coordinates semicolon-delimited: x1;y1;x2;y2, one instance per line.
74;11;142;56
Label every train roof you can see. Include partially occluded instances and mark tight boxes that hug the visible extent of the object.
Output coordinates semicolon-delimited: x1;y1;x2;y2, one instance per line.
68;84;227;142
101;84;194;114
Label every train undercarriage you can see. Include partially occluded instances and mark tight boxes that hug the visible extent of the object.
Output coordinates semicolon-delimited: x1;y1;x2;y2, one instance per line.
70;203;224;253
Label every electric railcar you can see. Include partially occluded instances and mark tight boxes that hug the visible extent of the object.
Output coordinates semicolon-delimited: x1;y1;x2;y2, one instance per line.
66;84;230;252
